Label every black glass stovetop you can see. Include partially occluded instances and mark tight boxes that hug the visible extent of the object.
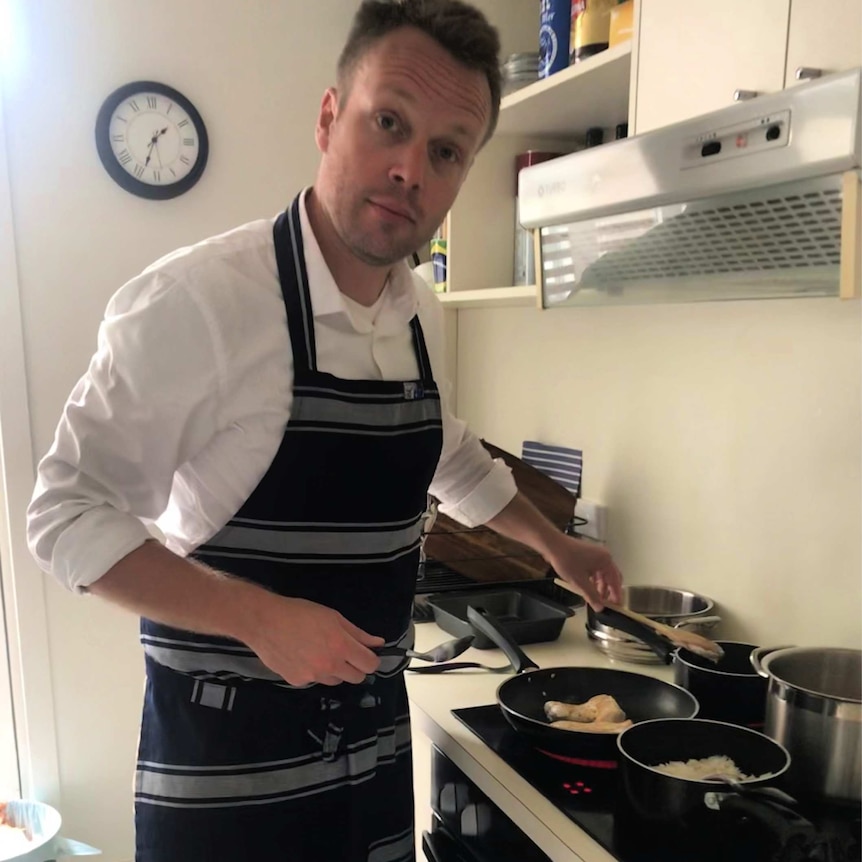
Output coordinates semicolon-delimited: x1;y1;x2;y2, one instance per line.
453;704;862;862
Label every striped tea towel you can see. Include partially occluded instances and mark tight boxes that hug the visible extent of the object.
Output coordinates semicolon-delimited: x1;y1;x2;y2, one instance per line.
521;440;583;498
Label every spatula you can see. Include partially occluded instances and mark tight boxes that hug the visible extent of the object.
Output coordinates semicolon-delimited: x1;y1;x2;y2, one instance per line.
603;601;725;662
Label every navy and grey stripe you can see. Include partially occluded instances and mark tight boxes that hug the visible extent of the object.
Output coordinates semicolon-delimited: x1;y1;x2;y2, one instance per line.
291;394;440;427
136;715;411;808
141;626;413;684
521;439;583;496
199;517;424;557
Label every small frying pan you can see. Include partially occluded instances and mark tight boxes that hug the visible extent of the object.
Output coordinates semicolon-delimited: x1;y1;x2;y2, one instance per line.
469;605;699;768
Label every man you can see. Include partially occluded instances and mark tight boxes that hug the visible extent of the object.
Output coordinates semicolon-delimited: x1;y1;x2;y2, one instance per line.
27;1;622;859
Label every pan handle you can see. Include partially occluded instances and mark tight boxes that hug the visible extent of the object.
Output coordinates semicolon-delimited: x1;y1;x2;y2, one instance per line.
466;605;540;673
589;606;677;664
704;791;818;855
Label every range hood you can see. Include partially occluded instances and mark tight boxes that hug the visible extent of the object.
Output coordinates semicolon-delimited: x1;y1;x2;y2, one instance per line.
518;68;862;307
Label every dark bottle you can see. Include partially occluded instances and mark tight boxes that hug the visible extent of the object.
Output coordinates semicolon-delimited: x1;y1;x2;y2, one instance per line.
585;126;604;148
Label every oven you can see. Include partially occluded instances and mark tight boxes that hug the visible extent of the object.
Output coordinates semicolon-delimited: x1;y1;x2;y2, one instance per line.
423;745;552;862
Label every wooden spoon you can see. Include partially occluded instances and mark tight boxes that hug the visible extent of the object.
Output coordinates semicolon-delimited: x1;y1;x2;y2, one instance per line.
553;578;725;662
604;601;725;662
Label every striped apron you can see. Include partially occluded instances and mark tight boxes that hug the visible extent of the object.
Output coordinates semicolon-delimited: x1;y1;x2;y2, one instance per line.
134;195;443;862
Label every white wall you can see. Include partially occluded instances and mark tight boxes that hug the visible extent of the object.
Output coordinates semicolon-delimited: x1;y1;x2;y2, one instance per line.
455;298;862;647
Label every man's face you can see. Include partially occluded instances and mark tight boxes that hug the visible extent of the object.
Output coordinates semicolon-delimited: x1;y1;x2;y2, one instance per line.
314;26;492;267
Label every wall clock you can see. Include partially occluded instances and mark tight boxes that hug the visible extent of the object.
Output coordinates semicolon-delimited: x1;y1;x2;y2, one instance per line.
95;80;209;200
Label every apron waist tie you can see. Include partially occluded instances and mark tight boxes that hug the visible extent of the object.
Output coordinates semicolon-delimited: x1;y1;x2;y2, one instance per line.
310;677;381;762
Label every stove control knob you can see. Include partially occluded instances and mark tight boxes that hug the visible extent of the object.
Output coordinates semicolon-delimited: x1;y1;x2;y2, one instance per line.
439;782;470;817
460;802;493;838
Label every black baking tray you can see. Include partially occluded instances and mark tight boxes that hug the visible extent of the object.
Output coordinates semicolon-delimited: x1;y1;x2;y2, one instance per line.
426;589;575;649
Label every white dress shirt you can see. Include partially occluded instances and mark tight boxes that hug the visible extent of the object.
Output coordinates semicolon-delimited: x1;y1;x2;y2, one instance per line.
27;190;517;593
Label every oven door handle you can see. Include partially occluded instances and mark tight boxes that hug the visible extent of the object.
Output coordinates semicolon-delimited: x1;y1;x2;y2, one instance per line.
422;830;445;862
422;828;472;862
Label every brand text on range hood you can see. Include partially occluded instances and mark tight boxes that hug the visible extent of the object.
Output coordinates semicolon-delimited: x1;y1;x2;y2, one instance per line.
518;68;862;306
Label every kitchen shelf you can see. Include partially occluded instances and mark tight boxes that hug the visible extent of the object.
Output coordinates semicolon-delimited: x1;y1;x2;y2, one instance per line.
442;35;634;309
437;285;538;308
496;41;633;137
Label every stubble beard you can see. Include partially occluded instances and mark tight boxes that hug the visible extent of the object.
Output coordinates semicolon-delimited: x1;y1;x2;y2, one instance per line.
337;201;431;268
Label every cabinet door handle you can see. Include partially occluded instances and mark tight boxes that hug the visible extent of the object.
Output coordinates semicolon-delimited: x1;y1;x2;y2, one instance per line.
795;66;823;81
733;89;759;101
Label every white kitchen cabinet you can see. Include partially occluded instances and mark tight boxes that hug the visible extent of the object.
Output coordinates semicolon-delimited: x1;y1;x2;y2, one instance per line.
784;0;862;88
633;0;791;134
634;0;862;135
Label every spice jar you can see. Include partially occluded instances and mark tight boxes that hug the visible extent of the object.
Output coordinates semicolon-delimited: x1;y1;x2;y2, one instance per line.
570;0;619;64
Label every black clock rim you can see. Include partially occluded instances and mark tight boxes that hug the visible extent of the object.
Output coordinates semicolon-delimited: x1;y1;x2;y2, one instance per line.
95;80;209;200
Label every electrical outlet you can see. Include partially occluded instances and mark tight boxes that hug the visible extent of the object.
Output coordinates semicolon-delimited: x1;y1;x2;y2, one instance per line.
574;499;607;543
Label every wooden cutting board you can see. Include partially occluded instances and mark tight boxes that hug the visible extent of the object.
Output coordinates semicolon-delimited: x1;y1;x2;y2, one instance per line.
423;440;577;583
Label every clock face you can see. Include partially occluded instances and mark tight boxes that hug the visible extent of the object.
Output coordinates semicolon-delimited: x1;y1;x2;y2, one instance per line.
95;81;208;200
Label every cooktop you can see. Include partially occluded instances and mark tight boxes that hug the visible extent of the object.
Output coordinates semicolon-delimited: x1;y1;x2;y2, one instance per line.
453;705;861;862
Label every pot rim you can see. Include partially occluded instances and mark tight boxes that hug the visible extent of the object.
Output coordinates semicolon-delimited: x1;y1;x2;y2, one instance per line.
616;717;792;783
673;641;763;678
617;585;716;620
758;647;862;704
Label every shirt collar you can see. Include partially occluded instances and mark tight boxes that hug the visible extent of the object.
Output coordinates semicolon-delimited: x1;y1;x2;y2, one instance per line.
297;188;419;334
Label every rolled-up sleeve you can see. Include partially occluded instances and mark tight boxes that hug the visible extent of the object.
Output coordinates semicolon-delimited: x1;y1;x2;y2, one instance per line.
416;285;517;527
27;271;223;592
430;435;517;527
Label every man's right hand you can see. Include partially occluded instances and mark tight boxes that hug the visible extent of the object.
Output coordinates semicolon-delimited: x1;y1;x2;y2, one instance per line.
87;541;385;688
237;594;385;687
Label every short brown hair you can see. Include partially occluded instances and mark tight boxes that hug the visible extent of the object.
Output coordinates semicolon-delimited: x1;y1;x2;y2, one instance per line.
337;0;502;144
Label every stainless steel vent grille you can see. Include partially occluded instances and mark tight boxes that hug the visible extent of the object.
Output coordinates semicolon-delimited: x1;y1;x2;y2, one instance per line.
541;175;846;306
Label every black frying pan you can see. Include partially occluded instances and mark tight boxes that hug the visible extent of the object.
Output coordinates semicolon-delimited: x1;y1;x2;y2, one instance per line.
468;606;699;767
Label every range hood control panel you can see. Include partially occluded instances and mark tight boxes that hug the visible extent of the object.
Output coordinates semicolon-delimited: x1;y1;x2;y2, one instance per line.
682;109;791;170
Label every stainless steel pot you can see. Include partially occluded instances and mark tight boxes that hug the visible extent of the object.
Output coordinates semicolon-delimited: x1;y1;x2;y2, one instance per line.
752;646;862;804
587;586;720;664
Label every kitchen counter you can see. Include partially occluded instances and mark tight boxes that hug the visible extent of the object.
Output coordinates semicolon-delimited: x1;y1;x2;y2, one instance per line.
405;604;675;862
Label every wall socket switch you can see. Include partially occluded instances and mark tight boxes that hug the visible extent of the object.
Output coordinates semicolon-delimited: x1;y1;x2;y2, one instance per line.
574;499;607;543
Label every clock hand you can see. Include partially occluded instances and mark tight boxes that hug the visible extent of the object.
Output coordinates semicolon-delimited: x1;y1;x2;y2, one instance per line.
143;129;160;167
